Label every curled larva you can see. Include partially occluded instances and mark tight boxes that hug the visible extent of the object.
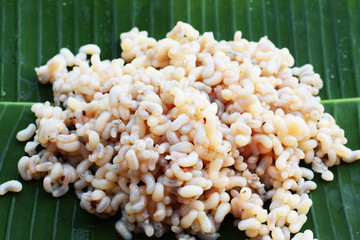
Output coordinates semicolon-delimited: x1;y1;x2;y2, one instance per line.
16;123;36;141
79;44;101;55
0;180;23;195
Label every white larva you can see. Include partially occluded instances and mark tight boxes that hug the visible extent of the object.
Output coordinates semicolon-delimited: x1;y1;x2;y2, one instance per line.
0;180;23;195
178;151;199;167
115;220;132;240
16;123;36;141
178;185;203;198
79;44;101;55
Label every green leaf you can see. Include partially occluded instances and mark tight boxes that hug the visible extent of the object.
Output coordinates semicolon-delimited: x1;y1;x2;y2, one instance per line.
0;0;360;239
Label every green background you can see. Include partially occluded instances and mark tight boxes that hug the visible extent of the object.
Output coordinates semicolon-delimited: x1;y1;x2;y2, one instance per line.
0;0;360;239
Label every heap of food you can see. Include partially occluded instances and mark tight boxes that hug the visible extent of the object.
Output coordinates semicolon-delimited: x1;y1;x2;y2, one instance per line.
16;22;360;240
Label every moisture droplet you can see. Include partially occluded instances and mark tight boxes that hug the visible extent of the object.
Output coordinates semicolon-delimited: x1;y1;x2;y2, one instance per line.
1;90;6;97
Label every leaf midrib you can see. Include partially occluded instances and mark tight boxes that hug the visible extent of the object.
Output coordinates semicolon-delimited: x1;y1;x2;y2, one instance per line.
3;96;360;107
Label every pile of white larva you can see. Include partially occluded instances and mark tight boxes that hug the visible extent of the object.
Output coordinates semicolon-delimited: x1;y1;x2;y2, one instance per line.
15;22;360;240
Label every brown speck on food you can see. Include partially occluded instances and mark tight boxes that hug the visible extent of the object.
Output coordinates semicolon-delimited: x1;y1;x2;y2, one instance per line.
90;200;98;210
60;175;65;182
203;117;207;124
69;116;76;124
82;110;86;116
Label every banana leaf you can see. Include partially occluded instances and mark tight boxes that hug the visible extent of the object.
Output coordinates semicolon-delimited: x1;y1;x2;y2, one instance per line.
0;0;359;239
